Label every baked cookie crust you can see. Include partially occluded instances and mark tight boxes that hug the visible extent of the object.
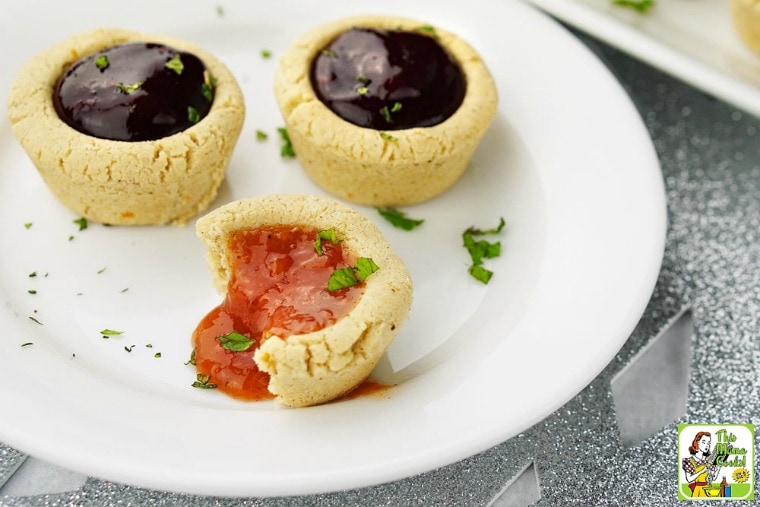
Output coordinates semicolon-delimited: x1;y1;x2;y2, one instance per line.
7;27;245;226
274;15;498;206
196;194;413;407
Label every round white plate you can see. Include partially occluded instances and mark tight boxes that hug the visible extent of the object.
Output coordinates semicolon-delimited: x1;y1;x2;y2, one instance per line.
0;0;666;497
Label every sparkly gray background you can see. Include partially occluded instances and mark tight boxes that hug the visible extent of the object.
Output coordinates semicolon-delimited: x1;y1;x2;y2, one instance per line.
1;20;759;507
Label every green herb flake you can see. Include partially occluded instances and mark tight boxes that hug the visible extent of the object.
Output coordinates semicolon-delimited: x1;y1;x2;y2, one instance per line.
187;106;201;124
124;344;135;353
28;271;37;278
145;343;153;348
100;328;123;337
321;49;337;58
95;55;110;70
73;217;88;231
327;258;379;291
201;84;213;102
28;289;37;295
468;264;494;284
314;229;342;255
154;352;162;358
612;0;655;12
201;71;217;102
377;208;424;231
355;257;380;281
97;267;106;274
261;49;272;59
416;25;439;39
24;222;32;229
192;373;217;389
462;217;506;284
380;102;402;123
165;55;184;75
217;331;255;352
277;127;296;158
379;132;398;142
21;342;33;348
380;105;392;123
256;129;268;141
184;348;196;366
28;316;42;325
116;81;143;95
465;217;506;236
327;267;359;291
356;74;372;95
463;234;501;266
215;4;224;16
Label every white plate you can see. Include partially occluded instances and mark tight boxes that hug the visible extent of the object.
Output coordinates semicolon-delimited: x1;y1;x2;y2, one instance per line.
0;0;666;497
526;0;760;118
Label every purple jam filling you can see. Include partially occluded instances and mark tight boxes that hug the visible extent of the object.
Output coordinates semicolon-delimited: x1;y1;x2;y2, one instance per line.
310;27;466;131
53;42;214;141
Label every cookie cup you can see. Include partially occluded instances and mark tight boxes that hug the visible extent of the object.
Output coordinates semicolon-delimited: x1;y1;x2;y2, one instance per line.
7;27;245;226
274;15;497;206
195;194;413;407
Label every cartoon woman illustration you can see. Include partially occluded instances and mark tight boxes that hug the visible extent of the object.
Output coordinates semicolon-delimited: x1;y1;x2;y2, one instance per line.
682;431;720;497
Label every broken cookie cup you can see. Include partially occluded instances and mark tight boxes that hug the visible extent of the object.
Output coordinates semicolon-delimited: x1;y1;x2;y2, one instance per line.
6;27;245;226
274;15;497;207
195;194;413;407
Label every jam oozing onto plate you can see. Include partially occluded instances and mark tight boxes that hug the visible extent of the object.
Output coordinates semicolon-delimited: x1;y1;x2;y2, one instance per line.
192;226;363;401
54;42;213;141
310;27;466;130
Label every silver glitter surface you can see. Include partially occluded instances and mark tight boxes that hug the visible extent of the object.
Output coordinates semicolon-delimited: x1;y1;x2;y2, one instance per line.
2;24;759;507
0;445;25;491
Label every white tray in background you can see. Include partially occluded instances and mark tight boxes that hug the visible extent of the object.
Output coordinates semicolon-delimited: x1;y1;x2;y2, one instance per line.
527;0;760;118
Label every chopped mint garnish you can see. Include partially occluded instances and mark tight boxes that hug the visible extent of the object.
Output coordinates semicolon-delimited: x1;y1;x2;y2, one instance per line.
217;331;255;352
377;208;424;231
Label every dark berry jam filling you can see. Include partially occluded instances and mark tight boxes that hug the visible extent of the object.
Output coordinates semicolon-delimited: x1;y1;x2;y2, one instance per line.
310;27;466;131
53;42;215;142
